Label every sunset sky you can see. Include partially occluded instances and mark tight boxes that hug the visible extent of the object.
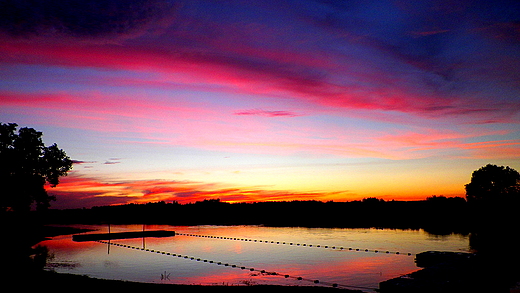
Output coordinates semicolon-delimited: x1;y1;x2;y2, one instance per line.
1;0;519;208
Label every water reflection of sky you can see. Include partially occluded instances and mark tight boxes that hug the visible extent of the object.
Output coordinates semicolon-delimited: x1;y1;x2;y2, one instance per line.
39;225;470;292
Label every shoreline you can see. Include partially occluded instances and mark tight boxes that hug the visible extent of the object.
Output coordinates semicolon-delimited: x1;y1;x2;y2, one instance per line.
34;271;361;292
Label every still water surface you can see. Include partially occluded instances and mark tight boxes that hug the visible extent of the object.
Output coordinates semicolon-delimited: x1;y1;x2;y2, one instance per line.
40;225;470;291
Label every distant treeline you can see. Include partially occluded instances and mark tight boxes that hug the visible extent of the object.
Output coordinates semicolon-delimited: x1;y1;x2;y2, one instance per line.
42;196;474;234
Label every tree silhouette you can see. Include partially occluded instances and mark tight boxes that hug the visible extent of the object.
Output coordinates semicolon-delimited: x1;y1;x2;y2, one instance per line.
465;164;520;291
465;164;520;205
0;123;73;212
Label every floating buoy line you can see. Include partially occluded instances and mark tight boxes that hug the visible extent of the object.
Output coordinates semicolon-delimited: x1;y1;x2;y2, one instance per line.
176;233;415;256
97;239;377;291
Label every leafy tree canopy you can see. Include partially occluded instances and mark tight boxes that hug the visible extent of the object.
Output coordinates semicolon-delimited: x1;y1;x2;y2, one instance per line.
0;123;72;212
465;164;520;204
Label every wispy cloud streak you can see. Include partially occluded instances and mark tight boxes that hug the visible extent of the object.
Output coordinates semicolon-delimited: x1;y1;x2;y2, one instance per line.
234;109;301;117
47;175;353;209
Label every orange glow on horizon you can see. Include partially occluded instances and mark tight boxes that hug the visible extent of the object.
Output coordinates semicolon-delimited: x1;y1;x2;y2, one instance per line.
45;173;464;209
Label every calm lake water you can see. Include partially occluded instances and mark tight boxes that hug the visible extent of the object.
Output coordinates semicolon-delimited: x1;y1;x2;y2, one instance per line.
39;225;470;292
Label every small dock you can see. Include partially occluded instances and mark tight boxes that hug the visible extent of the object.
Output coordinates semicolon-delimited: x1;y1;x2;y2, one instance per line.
72;230;176;242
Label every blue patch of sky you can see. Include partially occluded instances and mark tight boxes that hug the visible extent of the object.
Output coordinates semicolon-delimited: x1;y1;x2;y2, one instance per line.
0;64;156;93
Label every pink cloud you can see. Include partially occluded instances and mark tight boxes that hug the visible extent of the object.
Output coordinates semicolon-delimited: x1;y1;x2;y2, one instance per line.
2;15;518;161
2;33;517;126
4;86;519;162
375;128;520;159
460;139;520;159
4;89;517;160
0;89;216;134
0;89;375;157
377;130;467;150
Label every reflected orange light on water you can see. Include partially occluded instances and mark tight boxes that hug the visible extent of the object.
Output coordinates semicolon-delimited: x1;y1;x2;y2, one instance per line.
38;235;99;252
39;225;469;291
